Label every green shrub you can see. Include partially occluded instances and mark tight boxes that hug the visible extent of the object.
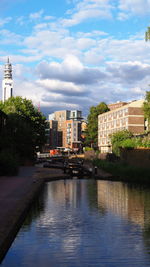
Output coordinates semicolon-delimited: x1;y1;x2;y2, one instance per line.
120;137;150;149
84;147;93;151
120;137;142;148
95;150;100;157
0;149;19;176
93;158;150;183
142;137;150;148
110;130;133;156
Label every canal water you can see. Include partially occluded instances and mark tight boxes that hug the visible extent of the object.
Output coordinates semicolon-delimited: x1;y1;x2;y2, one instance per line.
1;179;150;267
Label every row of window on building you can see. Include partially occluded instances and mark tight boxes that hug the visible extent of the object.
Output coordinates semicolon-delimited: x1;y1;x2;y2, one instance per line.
98;99;146;153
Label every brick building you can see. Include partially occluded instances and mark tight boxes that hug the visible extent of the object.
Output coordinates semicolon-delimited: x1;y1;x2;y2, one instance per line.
98;99;145;153
48;110;82;151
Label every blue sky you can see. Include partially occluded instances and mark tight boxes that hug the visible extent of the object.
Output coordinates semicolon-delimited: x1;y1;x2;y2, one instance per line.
1;0;150;117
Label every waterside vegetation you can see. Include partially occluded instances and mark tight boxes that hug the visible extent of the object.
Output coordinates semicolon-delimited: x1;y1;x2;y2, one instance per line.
93;158;150;184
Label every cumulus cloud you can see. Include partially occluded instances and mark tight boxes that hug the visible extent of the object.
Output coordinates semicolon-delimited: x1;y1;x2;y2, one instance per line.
29;9;44;21
36;55;107;85
119;0;150;14
61;0;113;27
0;29;22;45
118;0;150;18
106;61;150;84
12;60;148;117
0;17;12;27
37;79;87;96
22;22;150;67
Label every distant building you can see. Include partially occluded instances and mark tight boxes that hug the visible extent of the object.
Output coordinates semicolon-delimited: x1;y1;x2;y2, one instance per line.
98;99;145;153
66;119;82;150
2;58;13;102
48;110;83;151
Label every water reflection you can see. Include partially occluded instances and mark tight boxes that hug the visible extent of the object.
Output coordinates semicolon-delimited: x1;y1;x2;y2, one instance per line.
1;180;150;267
97;181;150;228
21;184;48;231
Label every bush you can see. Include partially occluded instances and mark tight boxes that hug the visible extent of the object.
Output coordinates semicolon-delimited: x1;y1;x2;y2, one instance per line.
120;138;139;148
120;136;150;149
84;147;93;151
110;130;133;156
93;158;150;184
0;150;19;176
142;137;150;148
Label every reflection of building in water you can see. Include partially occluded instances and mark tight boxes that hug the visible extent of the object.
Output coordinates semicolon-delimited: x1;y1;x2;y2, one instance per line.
48;180;86;207
97;181;145;227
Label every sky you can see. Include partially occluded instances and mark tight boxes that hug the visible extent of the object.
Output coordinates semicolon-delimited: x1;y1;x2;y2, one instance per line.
1;0;150;118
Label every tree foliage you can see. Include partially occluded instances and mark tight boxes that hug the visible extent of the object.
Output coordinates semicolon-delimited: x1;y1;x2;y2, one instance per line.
85;102;109;147
110;130;133;156
143;91;150;128
0;97;47;163
145;27;150;41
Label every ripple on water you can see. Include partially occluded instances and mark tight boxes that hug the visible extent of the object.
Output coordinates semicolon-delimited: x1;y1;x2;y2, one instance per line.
1;180;150;267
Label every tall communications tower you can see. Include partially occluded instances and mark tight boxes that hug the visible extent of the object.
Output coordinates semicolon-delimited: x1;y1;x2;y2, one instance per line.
2;57;13;102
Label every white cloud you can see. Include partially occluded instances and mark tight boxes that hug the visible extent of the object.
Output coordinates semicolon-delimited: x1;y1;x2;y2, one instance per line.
29;9;44;20
76;30;108;38
117;12;130;21
16;16;25;26
44;15;55;21
14;79;46;106
24;29;96;60
36;55;107;85
118;0;150;16
0;29;22;45
0;17;12;27
106;61;150;84
37;79;86;96
61;0;113;27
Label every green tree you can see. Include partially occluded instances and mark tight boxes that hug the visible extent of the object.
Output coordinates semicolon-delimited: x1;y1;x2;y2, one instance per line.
110;130;133;156
85;102;109;148
145;27;150;41
0;96;47;163
143;91;150;129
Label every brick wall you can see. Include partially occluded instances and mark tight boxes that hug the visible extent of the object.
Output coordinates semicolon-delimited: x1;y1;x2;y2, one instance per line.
128;126;145;134
128;117;144;125
128;107;144;115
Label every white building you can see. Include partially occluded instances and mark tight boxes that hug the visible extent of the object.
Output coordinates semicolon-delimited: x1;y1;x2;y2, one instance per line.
2;58;13;102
